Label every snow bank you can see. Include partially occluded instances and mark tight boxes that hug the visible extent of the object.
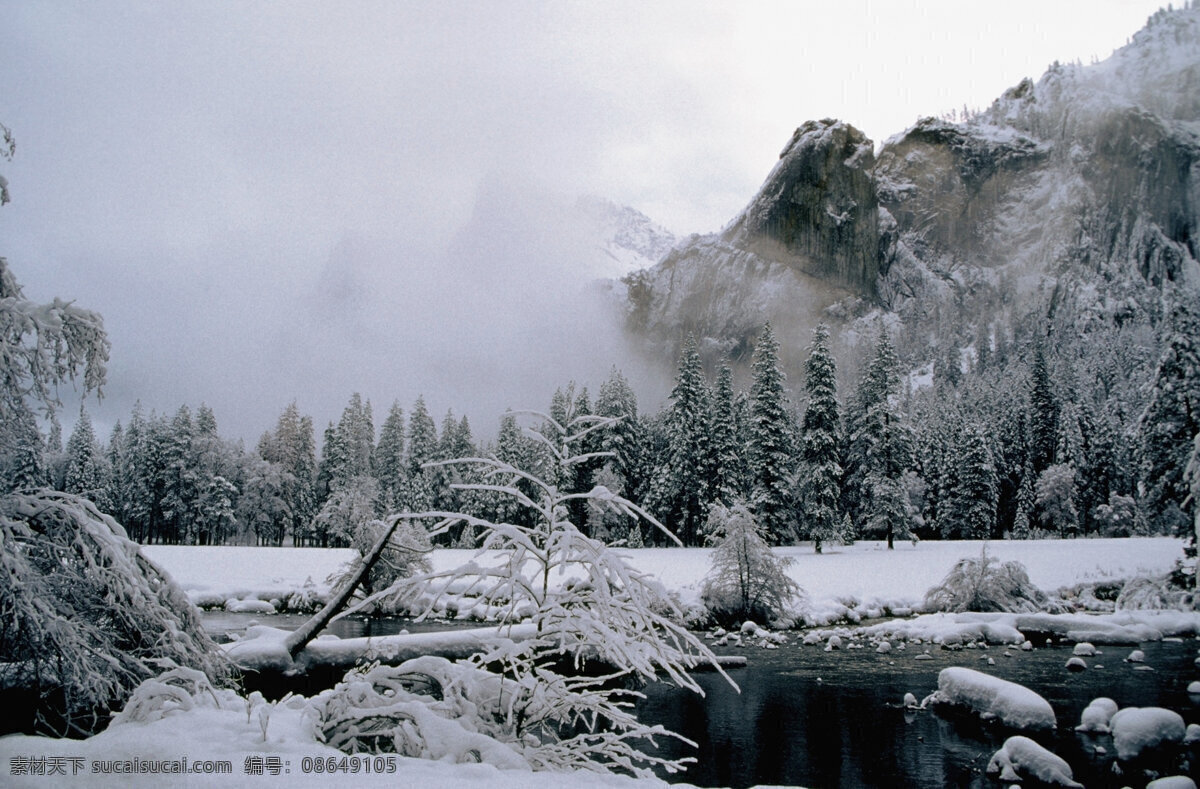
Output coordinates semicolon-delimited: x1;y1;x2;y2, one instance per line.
987;736;1082;787
223;623;537;673
932;667;1056;730
858;610;1200;652
1109;706;1186;760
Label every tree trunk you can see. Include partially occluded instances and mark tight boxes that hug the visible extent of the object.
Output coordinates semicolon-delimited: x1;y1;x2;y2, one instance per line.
283;515;411;659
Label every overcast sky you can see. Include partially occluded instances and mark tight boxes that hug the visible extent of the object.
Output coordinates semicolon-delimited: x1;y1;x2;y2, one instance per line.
1;0;1167;444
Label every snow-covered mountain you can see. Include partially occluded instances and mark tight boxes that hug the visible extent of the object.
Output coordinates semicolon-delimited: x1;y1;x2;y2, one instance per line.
575;195;677;279
623;4;1200;374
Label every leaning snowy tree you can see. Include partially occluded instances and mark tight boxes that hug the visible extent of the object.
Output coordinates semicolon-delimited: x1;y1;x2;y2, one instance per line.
0;141;227;736
335;408;736;776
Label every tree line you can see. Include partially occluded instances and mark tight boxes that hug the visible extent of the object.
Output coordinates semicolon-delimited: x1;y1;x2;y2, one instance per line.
11;291;1197;551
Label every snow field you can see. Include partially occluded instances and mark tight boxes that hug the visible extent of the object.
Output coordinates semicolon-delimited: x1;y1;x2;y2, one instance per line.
144;537;1188;625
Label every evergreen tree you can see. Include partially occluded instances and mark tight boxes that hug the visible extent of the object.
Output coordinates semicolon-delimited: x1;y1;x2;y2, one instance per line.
259;402;318;546
1137;299;1200;535
374;400;407;510
406;395;438;474
748;323;795;544
651;335;712;545
942;424;998;539
1029;342;1059;474
845;326;912;548
63;404;106;506
2;408;47;493
708;363;748;509
596;367;645;506
159;405;198;544
796;325;843;553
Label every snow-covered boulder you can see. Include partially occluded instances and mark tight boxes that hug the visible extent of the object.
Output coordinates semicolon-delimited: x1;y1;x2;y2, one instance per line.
1187;680;1200;693
224;597;277;614
1145;777;1197;789
1185;723;1200;744
1065;656;1087;671
932;667;1056;730
1109;706;1186;760
986;736;1082;787
1072;642;1097;656
1126;648;1146;662
1075;697;1118;733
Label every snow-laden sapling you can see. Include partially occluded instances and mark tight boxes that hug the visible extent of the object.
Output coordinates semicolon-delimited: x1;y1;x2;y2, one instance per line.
346;408;736;777
923;544;1048;613
700;501;802;627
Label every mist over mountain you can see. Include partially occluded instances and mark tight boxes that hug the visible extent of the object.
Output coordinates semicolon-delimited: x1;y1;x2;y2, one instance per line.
622;4;1199;380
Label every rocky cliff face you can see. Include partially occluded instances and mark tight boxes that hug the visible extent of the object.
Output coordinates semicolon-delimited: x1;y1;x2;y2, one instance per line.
624;5;1200;373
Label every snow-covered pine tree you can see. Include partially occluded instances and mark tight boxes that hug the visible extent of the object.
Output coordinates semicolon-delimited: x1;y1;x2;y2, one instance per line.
1028;342;1059;475
652;335;713;546
748;323;795;544
596;366;646;506
374;400;407;510
942;423;998;539
796;324;842;553
709;363;748;510
259;402;318;546
845;326;913;548
407;396;439;474
1137;298;1200;537
63;404;107;508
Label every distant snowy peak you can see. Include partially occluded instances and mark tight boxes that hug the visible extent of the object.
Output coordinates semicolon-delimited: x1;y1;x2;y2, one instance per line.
575;195;677;277
983;3;1200;129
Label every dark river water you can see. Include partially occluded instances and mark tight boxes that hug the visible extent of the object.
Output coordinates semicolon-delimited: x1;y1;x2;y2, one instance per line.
636;637;1200;789
204;614;1200;788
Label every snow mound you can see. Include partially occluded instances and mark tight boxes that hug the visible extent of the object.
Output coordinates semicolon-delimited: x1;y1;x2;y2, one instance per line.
1145;778;1197;789
986;735;1082;787
932;667;1056;730
1075;697;1118;733
1109;706;1186;760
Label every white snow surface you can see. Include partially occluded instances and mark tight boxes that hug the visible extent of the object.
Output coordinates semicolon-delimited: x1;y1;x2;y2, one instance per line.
1108;706;1187;760
0;700;678;789
933;667;1057;730
142;537;1186;624
986;735;1081;787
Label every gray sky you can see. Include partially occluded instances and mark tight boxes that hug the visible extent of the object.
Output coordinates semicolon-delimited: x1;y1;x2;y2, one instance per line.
1;0;1166;443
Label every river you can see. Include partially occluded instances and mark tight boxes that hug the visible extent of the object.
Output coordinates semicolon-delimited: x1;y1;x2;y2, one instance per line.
204;613;1200;788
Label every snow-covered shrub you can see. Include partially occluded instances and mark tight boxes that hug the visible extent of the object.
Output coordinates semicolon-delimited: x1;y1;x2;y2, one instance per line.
1035;464;1079;535
356;409;732;777
311;657;526;768
1115;573;1197;610
1092;493;1147;537
0;490;229;736
923;546;1049;613
700;501;802;627
109;662;231;725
